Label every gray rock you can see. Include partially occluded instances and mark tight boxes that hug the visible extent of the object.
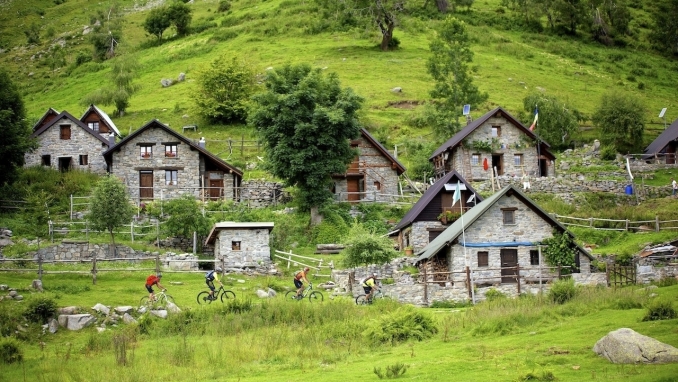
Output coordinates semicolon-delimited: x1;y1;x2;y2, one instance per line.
161;79;173;87
114;306;134;314
122;313;137;324
178;73;185;82
14;295;23;301
92;303;110;315
137;306;147;314
48;318;58;334
593;328;678;364
391;87;402;93
150;310;168;319
256;289;269;298
267;288;277;297
58;306;78;315
0;284;7;291
166;301;181;314
8;290;17;298
58;314;97;331
96;327;106;333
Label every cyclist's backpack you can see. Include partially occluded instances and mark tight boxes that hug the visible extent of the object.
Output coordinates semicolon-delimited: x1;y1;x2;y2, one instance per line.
359;276;368;285
205;271;215;281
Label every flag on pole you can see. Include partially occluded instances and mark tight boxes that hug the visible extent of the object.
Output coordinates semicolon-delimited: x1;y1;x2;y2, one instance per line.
529;106;539;131
452;181;461;206
466;193;476;205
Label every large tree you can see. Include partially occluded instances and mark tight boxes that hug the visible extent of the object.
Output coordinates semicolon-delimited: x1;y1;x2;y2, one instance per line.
522;92;581;150
87;176;135;253
249;64;363;222
0;70;36;186
649;0;678;56
89;5;124;61
195;56;257;124
143;7;171;41
427;17;488;140
81;55;140;116
592;91;646;154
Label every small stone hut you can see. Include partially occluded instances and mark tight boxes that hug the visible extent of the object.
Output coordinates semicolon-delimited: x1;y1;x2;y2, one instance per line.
205;222;274;268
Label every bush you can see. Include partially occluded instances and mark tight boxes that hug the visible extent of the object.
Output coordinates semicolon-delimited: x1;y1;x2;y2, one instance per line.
342;222;399;267
24;296;57;324
0;339;23;364
655;276;678;287
548;278;577;304
484;288;506;302
374;362;408;379
599;145;617;160
218;0;231;12
642;299;676;321
363;308;438;345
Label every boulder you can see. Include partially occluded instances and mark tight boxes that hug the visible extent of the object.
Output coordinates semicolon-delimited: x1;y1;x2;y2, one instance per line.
58;306;79;315
391;87;402;93
593;328;678;364
166;301;181;314
267;288;277;297
8;290;17;297
122;313;137;324
161;79;173;87
150;309;168;319
114;306;134;314
58;314;97;331
178;72;185;82
48;318;58;334
32;279;43;292
256;289;269;298
92;303;110;315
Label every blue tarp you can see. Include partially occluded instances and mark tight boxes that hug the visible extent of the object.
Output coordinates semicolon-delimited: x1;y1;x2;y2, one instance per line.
460;241;535;247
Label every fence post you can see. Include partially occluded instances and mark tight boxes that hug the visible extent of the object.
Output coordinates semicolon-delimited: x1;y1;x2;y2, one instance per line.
70;194;73;221
241;135;244;155
86;221;89;241
655;215;660;232
131;221;134;243
466;266;472;300
92;257;97;285
228;138;233;154
423;266;428;305
348;271;354;295
220;257;225;272
156;220;160;248
49;220;54;243
38;252;43;281
589;218;593;228
557;265;562;279
155;253;160;275
625;219;629;232
516;264;521;295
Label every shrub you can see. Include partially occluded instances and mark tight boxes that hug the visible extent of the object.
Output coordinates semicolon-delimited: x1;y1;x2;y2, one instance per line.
484;288;506;302
24;296;57;324
599;145;617;160
0;339;23;364
364;308;438;345
342;221;399;267
548;278;577;304
218;0;231;12
655;276;678;287
374;362;408;379
642;299;676;321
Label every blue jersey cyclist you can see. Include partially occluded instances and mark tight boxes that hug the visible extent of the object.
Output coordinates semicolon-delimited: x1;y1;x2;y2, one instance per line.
206;267;223;300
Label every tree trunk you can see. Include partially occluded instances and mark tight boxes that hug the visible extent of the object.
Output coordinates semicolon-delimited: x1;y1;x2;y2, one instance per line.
109;229;116;257
435;0;448;13
310;206;323;226
380;22;395;51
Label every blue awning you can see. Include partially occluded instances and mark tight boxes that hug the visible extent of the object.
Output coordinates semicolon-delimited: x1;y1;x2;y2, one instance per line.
461;241;536;247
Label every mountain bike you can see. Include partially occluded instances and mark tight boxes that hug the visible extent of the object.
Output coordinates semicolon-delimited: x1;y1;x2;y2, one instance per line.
355;289;383;305
196;285;236;304
285;283;323;302
140;289;174;307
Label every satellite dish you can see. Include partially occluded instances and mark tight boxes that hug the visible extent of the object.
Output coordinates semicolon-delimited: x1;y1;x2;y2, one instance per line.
463;104;471;116
659;108;667;118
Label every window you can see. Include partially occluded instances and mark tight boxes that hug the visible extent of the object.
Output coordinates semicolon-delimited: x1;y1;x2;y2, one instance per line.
491;126;501;137
514;154;523;166
41;155;51;166
530;250;540;265
232;241;241;251
471;154;480;166
165;170;178;186
140;146;152;159
79;155;88;165
477;251;489;267
88;122;100;133
374;181;381;191
60;125;71;140
165;144;178;158
502;208;516;224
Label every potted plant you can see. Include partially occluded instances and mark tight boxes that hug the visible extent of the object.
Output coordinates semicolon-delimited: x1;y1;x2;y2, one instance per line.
141;152;151;159
438;210;461;224
404;246;414;256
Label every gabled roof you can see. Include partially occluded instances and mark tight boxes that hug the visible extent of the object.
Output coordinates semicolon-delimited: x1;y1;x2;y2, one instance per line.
31;111;112;146
392;170;482;232
429;107;554;160
414;185;593;263
205;222;275;245
80;104;121;136
103;119;242;177
32;108;60;132
644;118;678;156
360;128;406;175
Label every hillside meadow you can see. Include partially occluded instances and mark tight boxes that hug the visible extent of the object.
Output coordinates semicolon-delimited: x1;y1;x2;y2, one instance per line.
0;269;677;381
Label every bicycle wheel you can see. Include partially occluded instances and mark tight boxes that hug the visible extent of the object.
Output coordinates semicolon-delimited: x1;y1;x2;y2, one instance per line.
220;290;236;302
197;291;213;305
355;295;368;305
162;294;175;305
308;291;323;302
285;291;299;300
140;296;150;307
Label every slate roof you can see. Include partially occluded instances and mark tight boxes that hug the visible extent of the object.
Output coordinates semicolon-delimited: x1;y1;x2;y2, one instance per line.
103;119;243;177
32;108;60;132
205;222;275;245
392;170;482;233
429;107;555;161
360;128;406;175
80;104;121;136
644;118;678;156
31;111;112;146
414;185;593;263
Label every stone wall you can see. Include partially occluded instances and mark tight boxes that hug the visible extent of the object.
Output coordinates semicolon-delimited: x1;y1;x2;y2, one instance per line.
214;228;272;268
25;116;110;174
240;180;288;208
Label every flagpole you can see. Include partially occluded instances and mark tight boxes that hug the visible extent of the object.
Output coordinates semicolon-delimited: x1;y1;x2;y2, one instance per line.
457;181;475;304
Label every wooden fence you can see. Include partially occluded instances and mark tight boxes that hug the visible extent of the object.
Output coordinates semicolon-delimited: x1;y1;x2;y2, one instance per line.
554;214;678;232
606;264;636;288
272;250;334;278
49;220;162;245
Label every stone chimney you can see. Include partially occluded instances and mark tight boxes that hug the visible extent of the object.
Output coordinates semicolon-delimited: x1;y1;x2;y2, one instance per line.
108;133;116;148
199;137;206;149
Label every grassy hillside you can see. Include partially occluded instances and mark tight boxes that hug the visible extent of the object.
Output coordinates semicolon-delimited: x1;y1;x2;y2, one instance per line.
1;0;677;161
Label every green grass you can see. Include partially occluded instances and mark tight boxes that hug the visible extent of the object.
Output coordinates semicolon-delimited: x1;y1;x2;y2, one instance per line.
0;269;677;381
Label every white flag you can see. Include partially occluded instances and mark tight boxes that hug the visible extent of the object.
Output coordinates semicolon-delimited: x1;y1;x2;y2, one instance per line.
452;181;461;206
466;193;476;204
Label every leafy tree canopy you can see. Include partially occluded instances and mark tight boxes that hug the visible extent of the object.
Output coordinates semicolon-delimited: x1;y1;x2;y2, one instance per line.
162;194;212;239
81;55;140;116
249;63;363;212
143;7;171;40
591;91;645;153
0;70;36;187
342;222;399;267
87;176;135;247
522;92;581;150
541;230;577;272
195;56;257;124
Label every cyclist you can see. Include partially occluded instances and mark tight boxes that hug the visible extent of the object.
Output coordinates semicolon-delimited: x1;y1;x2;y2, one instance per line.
206;267;223;301
145;273;166;302
294;267;310;299
362;273;379;302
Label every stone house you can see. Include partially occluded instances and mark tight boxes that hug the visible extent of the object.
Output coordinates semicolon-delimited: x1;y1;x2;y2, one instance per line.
390;170;483;253
205;222;274;268
332;128;406;202
103;119;242;203
429;107;556;181
25;110;113;174
644;118;678;164
414;184;594;300
32;107;60;132
79;104;121;137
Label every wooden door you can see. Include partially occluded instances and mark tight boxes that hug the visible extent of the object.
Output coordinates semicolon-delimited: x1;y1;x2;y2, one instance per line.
139;171;153;200
500;249;518;283
347;177;362;202
539;159;548;177
209;179;223;199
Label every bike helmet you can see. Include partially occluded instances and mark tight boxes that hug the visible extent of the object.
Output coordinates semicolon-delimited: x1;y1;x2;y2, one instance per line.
215;267;223;272
304;267;310;272
157;273;163;278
